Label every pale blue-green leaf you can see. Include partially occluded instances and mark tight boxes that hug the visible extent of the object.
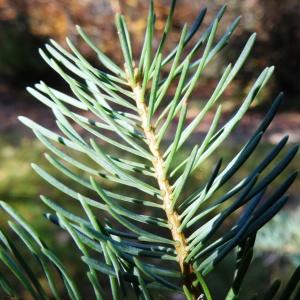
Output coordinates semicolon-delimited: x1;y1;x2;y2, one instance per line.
162;7;207;66
170;104;222;177
172;146;198;208
149;0;177;73
148;53;162;122
56;214;104;300
0;248;40;299
42;248;81;300
153;25;188;113
157;58;190;145
76;25;126;78
163;101;188;172
90;177;167;228
0;232;48;300
107;208;173;245
31;164;107;211
115;14;134;84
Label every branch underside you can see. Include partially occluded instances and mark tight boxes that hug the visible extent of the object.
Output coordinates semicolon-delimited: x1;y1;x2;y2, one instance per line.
132;82;200;297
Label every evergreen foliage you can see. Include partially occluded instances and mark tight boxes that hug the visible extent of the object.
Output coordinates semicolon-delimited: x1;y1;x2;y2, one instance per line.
0;1;298;299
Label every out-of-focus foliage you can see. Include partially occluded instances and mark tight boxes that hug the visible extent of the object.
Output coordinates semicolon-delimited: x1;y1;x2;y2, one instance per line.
226;0;300;105
256;205;300;267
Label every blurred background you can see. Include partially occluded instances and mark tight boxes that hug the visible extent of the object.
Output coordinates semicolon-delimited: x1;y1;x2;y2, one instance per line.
0;0;299;298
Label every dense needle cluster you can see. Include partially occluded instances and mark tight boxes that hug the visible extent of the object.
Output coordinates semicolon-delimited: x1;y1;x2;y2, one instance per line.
0;1;299;299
